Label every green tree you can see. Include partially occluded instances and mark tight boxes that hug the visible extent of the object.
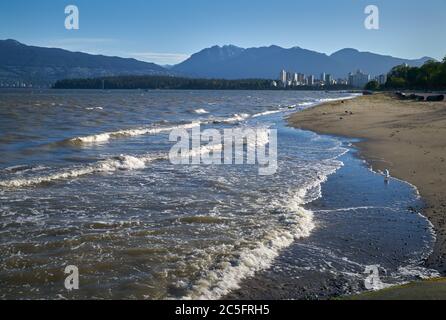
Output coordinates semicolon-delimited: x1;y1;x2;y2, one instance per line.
386;77;406;89
384;58;446;90
365;80;380;91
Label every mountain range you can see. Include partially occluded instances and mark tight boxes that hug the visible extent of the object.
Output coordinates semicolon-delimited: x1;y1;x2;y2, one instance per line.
172;45;432;79
0;39;170;86
0;39;434;85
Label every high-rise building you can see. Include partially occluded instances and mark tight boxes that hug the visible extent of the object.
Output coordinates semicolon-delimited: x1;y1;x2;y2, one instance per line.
320;72;326;83
377;74;387;85
307;75;315;86
293;73;299;85
286;72;293;85
279;69;319;87
348;70;371;88
279;70;287;85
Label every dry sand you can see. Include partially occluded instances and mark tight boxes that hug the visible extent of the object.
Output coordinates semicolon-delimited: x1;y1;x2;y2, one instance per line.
288;93;446;273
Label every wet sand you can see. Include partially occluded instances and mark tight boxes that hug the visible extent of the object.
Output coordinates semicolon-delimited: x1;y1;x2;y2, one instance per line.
343;278;446;300
288;93;446;274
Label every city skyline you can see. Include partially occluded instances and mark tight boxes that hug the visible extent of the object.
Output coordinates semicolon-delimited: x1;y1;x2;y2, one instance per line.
277;68;378;88
0;0;445;65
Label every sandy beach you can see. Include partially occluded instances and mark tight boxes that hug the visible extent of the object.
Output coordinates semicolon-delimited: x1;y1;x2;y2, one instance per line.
288;93;446;274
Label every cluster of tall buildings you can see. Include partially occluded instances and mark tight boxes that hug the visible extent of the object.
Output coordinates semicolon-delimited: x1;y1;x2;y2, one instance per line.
347;70;387;88
277;69;388;88
277;69;347;88
347;70;371;88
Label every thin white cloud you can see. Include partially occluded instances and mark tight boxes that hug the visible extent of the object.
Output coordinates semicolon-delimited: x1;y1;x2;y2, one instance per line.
28;39;190;65
130;52;190;65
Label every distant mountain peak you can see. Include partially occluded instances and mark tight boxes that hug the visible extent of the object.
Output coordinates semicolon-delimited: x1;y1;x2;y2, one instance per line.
222;44;242;49
331;48;360;55
3;39;23;46
420;56;436;61
206;44;242;50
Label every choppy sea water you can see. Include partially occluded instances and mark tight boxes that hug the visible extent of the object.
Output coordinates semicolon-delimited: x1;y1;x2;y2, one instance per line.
0;89;437;299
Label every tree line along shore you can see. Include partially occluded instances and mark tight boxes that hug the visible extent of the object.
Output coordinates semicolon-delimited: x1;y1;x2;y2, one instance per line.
52;76;353;91
366;57;446;91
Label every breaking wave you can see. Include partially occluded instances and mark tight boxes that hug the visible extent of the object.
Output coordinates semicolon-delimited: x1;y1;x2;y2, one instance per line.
252;109;285;118
210;113;251;124
1;131;273;189
194;108;209;114
68;122;201;145
0;154;165;188
184;160;343;300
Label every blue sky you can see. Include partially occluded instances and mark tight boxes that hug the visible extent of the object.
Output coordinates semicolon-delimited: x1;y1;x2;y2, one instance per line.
1;0;445;65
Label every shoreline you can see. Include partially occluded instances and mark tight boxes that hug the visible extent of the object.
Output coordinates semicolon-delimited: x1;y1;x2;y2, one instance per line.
288;93;446;276
225;139;436;300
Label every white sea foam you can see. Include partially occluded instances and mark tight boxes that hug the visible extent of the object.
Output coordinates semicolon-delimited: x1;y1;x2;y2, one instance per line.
395;265;440;280
72;132;112;144
68;98;351;146
194;108;209;114
316;95;361;104
298;101;317;108
252;109;284;118
183;160;344;300
69;109;265;145
291;95;360;111
315;206;387;213
184;200;315;300
69;122;201;144
2;136;265;188
0;154;165;188
251;95;360;119
212;113;251;124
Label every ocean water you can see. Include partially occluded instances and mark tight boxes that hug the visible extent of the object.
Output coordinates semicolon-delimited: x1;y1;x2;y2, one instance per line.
0;89;437;299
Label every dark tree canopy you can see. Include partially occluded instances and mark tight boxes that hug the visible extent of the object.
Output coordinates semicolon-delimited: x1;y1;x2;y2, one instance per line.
53;75;351;91
383;57;446;90
365;80;380;91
